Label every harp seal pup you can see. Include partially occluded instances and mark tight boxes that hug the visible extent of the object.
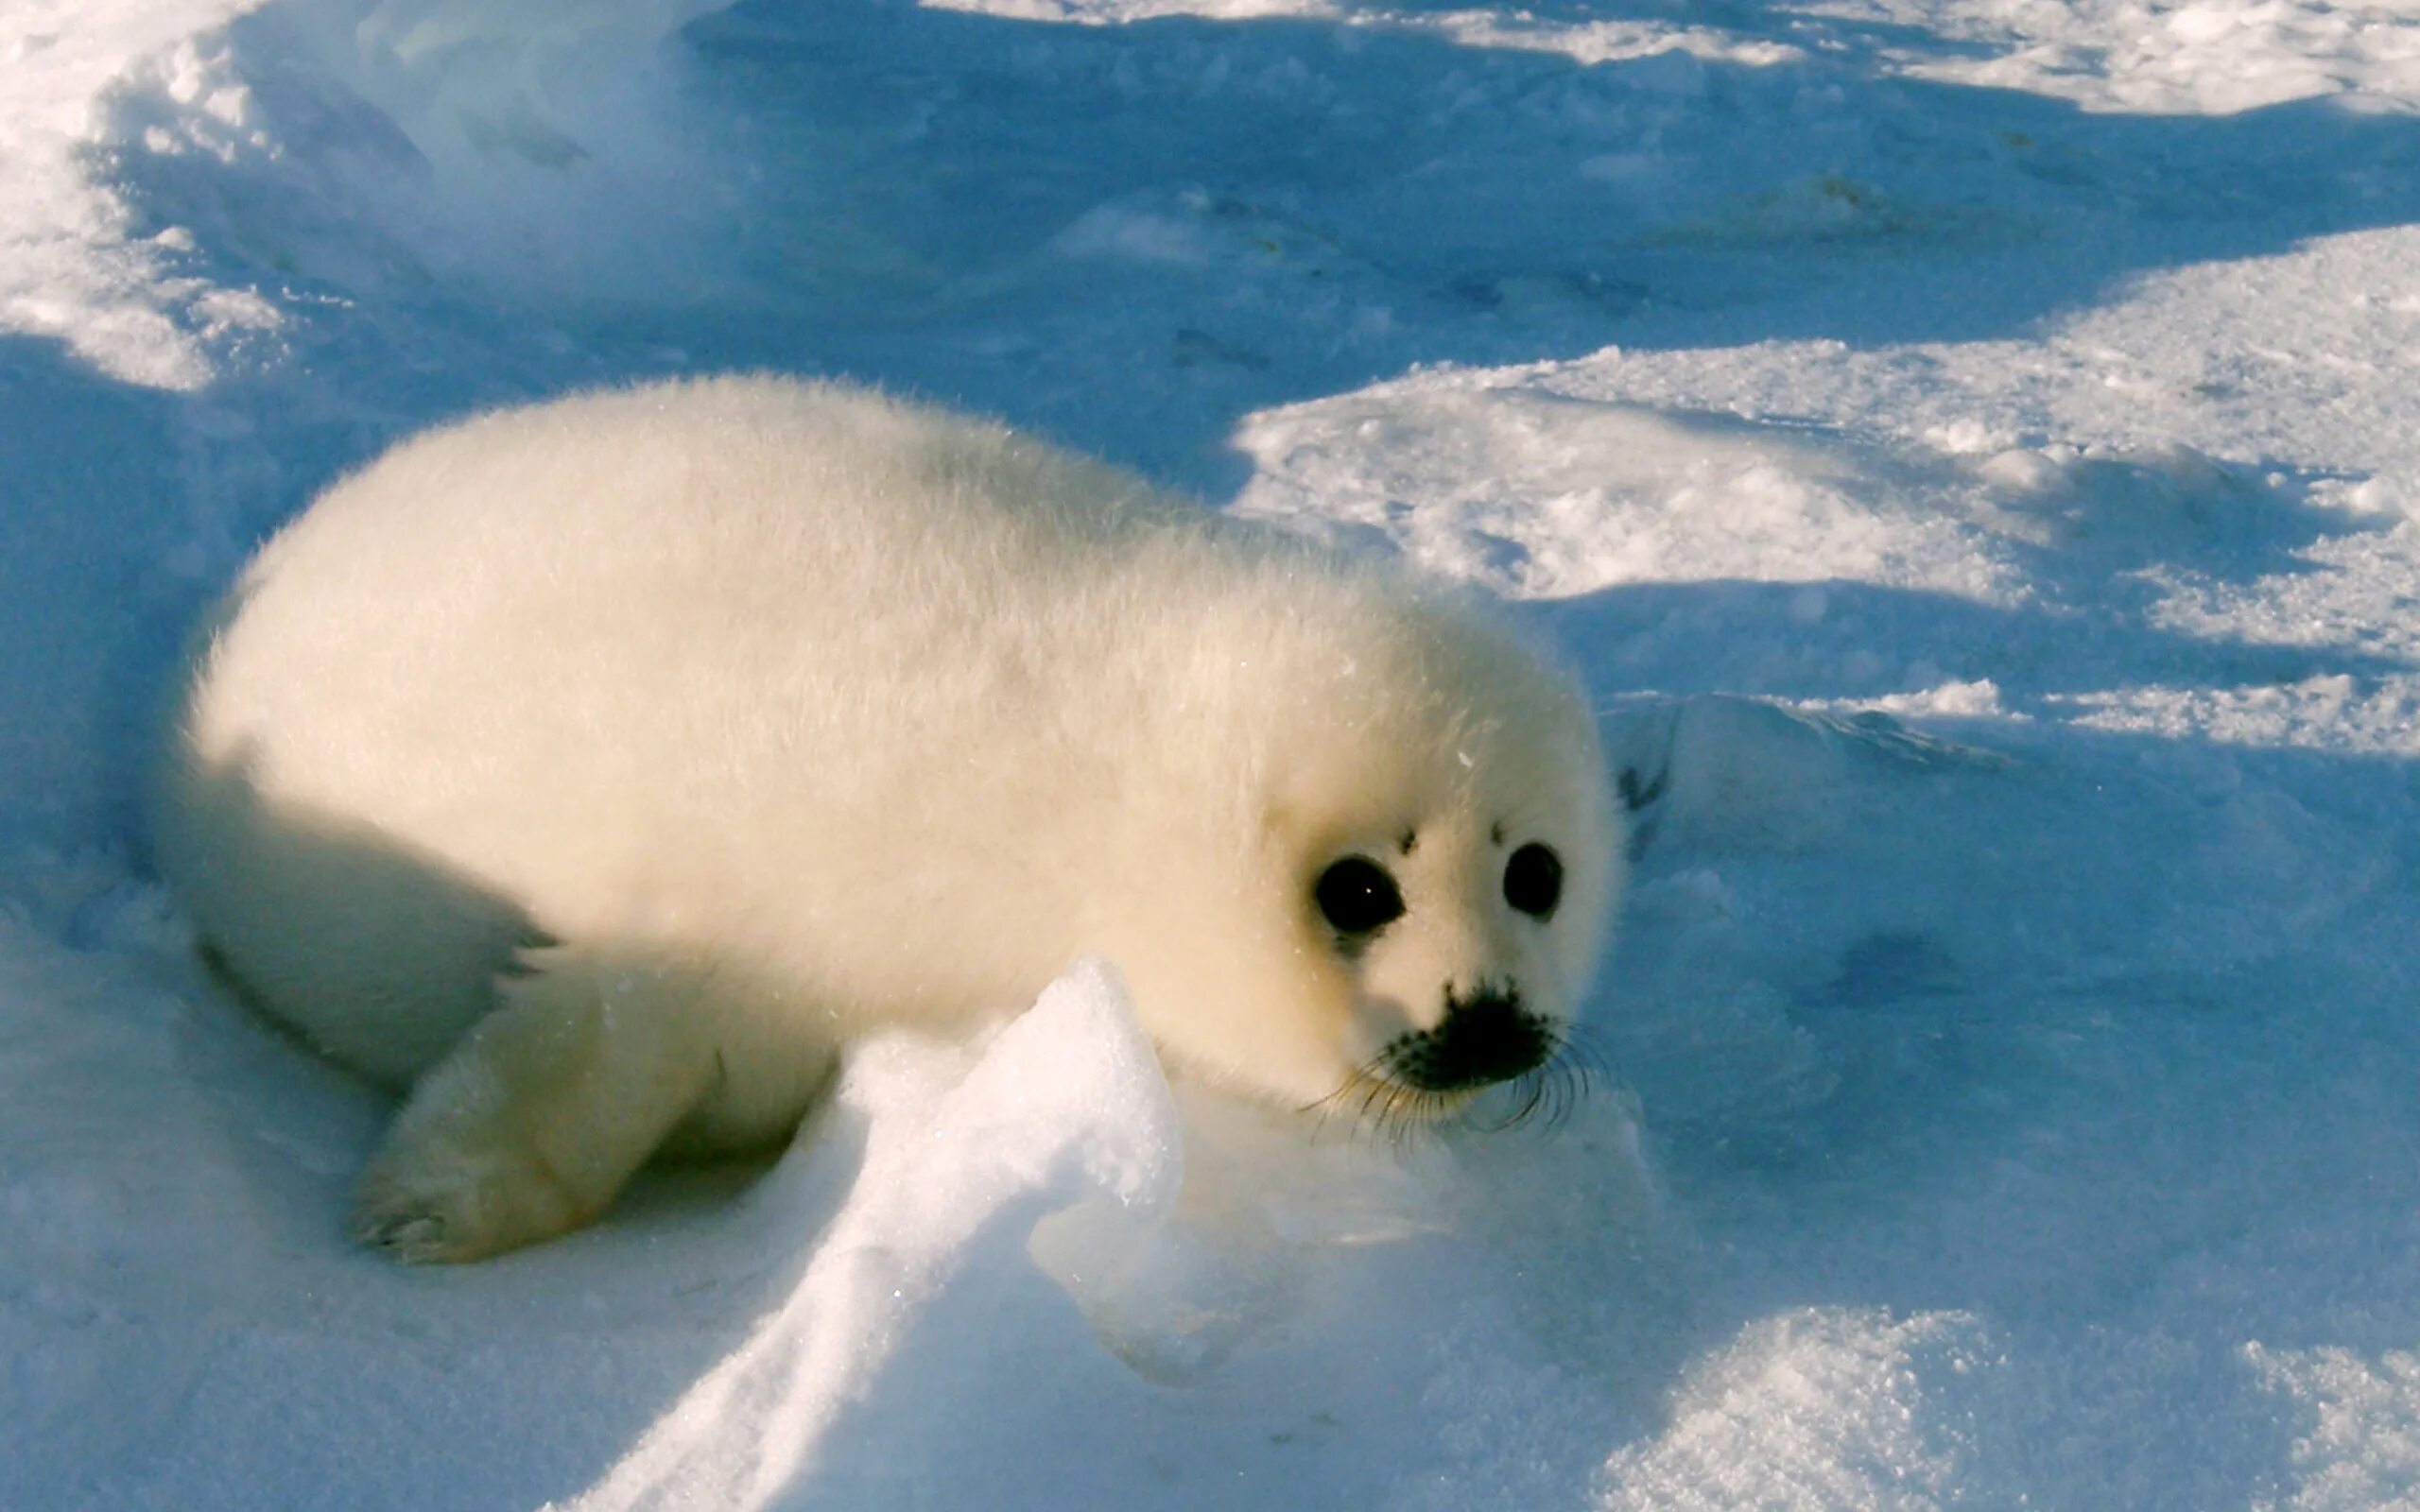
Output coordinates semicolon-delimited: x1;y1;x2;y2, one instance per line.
149;376;1620;1263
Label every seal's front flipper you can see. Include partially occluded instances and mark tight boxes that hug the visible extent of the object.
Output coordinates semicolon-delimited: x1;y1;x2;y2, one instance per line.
352;943;718;1263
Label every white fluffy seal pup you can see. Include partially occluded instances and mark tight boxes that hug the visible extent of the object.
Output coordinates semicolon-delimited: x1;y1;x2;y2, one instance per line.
150;376;1620;1262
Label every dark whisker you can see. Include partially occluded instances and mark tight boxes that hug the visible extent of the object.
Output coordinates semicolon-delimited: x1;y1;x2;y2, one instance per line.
1557;1021;1618;1082
1298;1020;1617;1148
1543;1061;1579;1133
1515;1075;1546;1127
1357;1072;1392;1125
1303;1056;1395;1148
1458;1021;1612;1135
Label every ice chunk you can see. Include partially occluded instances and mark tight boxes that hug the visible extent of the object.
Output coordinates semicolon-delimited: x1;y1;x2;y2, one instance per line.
565;957;1178;1512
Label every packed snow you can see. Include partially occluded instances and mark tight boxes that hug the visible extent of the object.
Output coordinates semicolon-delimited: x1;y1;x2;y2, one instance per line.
9;0;2420;1506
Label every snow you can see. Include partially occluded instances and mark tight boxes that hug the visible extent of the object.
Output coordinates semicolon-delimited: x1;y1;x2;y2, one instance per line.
9;0;2420;1505
570;959;1181;1512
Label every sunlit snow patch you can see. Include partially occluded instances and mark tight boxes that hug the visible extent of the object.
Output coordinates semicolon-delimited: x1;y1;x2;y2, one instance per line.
1899;0;2420;115
1597;1308;1990;1512
2249;1342;2420;1511
1231;381;2017;603
0;0;275;386
4;0;741;390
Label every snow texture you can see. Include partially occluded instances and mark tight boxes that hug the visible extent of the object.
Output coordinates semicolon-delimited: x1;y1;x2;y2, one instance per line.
9;0;2420;1506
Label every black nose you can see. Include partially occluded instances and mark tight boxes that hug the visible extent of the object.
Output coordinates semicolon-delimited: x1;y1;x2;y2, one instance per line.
1386;990;1551;1092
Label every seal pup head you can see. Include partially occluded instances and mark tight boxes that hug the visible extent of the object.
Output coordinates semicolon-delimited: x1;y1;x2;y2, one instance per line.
1105;576;1620;1132
1275;649;1618;1134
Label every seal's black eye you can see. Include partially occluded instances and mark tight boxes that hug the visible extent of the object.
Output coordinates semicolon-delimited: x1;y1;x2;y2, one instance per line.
1315;857;1405;936
1503;843;1563;919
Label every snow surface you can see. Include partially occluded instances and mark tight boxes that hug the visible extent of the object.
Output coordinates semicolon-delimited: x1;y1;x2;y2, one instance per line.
9;0;2420;1505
